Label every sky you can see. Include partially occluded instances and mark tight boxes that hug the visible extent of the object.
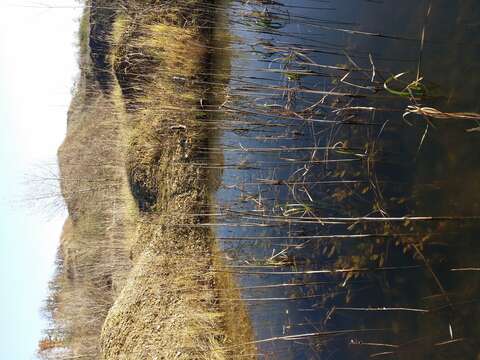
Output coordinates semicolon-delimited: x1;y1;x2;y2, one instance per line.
0;1;82;358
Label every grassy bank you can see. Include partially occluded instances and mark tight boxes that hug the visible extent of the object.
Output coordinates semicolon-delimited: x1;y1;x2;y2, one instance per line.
39;1;255;359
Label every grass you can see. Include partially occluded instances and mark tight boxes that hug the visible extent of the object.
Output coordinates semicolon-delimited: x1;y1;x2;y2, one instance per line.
41;87;137;359
39;0;255;359
78;5;90;60
39;0;480;359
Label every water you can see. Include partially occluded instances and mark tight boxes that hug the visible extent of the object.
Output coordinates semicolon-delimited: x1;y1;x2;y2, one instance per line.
209;1;480;358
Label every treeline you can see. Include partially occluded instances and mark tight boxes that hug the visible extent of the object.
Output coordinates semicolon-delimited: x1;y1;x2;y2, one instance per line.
38;1;135;358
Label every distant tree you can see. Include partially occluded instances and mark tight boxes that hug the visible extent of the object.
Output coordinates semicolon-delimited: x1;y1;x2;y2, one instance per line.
37;336;65;359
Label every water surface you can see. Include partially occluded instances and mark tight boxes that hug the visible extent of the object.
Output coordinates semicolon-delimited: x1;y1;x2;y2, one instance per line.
210;1;480;358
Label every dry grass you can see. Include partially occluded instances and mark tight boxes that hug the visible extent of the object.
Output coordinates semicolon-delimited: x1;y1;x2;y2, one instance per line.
404;105;480;121
41;86;138;359
101;8;255;358
39;0;256;359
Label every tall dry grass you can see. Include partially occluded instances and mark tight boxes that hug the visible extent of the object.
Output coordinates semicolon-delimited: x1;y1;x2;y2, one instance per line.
38;0;255;359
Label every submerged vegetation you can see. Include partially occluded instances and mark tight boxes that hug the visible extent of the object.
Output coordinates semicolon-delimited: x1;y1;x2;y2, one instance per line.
39;0;480;359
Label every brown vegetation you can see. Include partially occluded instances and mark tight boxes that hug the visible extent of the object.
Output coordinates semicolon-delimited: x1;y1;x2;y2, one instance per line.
39;0;255;359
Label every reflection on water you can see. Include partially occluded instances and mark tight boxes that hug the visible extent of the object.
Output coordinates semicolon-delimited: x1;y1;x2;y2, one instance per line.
209;0;480;358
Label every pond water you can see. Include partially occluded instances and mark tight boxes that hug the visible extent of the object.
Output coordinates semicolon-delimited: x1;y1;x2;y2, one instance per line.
210;0;480;358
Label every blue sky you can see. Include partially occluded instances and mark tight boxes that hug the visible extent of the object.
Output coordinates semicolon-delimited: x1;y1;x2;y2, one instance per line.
0;1;81;358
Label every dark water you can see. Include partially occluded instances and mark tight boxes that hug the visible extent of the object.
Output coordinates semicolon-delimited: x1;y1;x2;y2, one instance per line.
211;0;480;358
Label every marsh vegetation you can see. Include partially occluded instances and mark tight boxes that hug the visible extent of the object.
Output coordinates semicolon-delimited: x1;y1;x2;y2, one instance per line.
38;0;480;359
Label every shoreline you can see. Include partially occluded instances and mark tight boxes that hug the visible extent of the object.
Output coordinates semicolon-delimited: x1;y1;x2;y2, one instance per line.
43;1;256;358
